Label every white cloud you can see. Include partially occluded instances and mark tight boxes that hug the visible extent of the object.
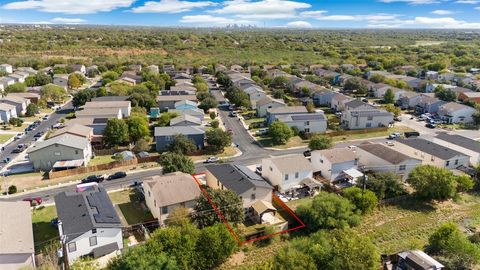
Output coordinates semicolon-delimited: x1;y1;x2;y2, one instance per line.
51;17;86;24
431;9;453;14
212;0;311;19
475;6;480;9
132;0;216;13
301;11;400;21
180;15;253;26
455;0;480;3
286;20;312;28
378;0;440;4
2;0;134;14
368;16;480;28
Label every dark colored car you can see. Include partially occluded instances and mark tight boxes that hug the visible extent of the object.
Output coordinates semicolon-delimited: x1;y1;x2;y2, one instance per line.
107;171;127;180
23;197;42;206
425;123;436;129
34;132;44;138
404;131;420;138
11;148;23;153
303;150;311;157
81;175;104;183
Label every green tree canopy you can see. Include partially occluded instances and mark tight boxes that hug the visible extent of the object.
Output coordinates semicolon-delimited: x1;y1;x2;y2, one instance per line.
103;118;129;147
157;112;178;127
198;97;218;112
269;121;294;145
25;103;39;117
40;84;67;103
383;88;395;104
127;115;150;142
159;152;195;174
342;186;378;214
206;128;232;153
364;172;406;200
308;135;332;150
167;134;197;155
193;188;244;228
5;82;26;93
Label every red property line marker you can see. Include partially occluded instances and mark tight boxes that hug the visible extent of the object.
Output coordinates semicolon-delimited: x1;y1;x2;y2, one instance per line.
191;173;306;245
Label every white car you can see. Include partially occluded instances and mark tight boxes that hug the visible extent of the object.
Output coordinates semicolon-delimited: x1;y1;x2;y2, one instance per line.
385;141;395;146
347;145;356;150
204;157;220;163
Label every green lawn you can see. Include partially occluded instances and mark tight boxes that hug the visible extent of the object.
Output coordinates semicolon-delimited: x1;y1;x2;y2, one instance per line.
89;155;115;166
189;146;239;162
110;190;154;225
31;206;58;251
0;133;14;144
257;136;308;149
285;197;313;211
331;126;414;142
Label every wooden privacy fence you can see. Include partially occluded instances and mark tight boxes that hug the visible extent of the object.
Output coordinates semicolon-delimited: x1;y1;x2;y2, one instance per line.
48;159;138;179
326;127;388;137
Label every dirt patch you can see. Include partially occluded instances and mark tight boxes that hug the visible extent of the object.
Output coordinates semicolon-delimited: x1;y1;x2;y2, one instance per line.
226;251;245;266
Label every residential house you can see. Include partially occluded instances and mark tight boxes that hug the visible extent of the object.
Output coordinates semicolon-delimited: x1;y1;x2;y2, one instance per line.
169;114;202;126
28;133;92;171
393;250;444;270
437;102;476;124
72;64;86;74
86;65;99;75
75;107;122;119
256;96;286;117
147;65;159;74
397;76;425;90
267;69;291;79
314;68;341;84
0;201;35;270
17;67;37;75
91;96;130;102
343;99;374;112
231;75;255;88
7;92;40;104
438;72;456;82
338;74;354;87
290;79;322;94
55;187;123;263
266;106;308;124
330;93;353;111
174;100;198;110
154;126;205;151
415;95;446;114
230;64;244;72
117;77;136;86
53;74;69;90
127;64;142;73
215;64;227;73
0;76;15;91
170;85;197;92
241;84;267;108
425;71;439;80
210;90;229;107
275;112;327;133
341;104;393;130
67;118;107;144
82;101;131;118
0;95;29;116
163;64;176;74
7;73;25;83
458;92;480;103
119;71;142;84
394;138;470;169
311;148;360;182
433;133;480;166
313;89;336;106
0;103;17;123
206;163;273;209
157;95;197;110
0;63;13;74
262;154;315;193
356;142;422;180
168;108;205;121
143;172;201;226
173;73;193;84
398;92;422;109
50;124;94;141
13;71;29;82
373;85;405;101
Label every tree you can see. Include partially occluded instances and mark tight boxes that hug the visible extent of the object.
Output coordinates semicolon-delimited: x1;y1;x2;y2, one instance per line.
274;229;379;270
25;75;37;87
25;103;39;117
133;137;152;152
193;188;244;228
344;78;368;95
9;117;23;127
196;224;237;269
306;101;315;113
165;207;191;227
206;128;232;153
198;97;218;112
127;115;150;142
211;119;219;128
194;82;208;92
34;72;52;86
167;134;197;155
296;192;360;233
226;88;250;107
8;185;17;194
72;89;95;107
455;174;475;192
342;187;378;214
157;112;177;127
435;86;457;102
5;82;26;93
68;73;82;89
383;88;395;104
102;71;119;83
159;152;195;174
427;222;480;269
209;111;216;120
269;121;294;145
407;165;461;200
103;119;129;147
365;172;406;200
109;81;132;96
308;135;332;150
383;104;401;118
40;84;67;103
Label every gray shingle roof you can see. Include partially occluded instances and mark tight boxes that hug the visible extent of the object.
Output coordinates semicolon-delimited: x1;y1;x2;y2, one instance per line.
206;164;272;194
397;138;466;160
154;126;205;137
357;143;420;164
54;187;122;242
27;133;89;154
436;132;480;153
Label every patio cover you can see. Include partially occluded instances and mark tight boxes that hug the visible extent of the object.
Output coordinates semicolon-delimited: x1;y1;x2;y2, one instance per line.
343;168;364;179
52;159;84;169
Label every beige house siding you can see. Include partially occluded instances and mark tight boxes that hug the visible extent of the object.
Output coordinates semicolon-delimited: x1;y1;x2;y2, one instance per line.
392;143;469;169
355;148;421;180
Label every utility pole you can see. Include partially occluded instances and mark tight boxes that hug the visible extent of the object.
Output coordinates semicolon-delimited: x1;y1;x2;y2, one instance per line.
58;221;69;270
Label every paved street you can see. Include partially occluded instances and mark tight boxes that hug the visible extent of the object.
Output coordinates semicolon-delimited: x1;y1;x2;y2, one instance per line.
0;101;74;172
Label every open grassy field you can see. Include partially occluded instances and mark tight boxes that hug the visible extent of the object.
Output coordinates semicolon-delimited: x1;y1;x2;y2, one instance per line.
0;133;14;144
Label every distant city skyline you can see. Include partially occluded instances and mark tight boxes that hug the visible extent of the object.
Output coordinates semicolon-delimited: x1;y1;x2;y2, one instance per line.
1;0;480;29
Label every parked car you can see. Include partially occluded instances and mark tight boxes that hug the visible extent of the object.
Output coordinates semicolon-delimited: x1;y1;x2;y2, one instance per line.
11;148;23;153
255;128;269;136
81;175;105;183
303;150;311;157
385;141;395;147
204;156;220;163
229;111;238;117
404;131;420;138
426;123;436;129
107;171;127;180
42;115;49;120
23;197;42;206
347;145;356;150
33;132;44;138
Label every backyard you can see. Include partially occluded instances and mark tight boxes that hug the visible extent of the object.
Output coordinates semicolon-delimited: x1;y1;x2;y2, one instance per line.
88;154;115;166
31;205;58;251
109;189;154;225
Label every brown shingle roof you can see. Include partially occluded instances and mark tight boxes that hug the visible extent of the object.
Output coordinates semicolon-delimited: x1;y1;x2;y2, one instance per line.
313;148;356;164
357;143;419;164
144;172;201;206
268;154;313;173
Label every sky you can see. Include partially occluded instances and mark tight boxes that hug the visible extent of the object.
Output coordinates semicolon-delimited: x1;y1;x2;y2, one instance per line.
1;0;480;28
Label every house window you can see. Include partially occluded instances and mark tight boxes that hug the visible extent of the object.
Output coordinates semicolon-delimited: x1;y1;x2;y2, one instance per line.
305;121;310;126
162;206;168;214
354;159;358;165
399;165;406;171
165;136;173;142
148;191;150;197
320;159;323;164
305;128;310;133
455;159;459;165
92;229;96;234
54;151;61;156
269;166;272;171
154;200;156;207
446;161;450;166
68;242;76;253
284;174;289;181
89;236;97;246
295;172;299;178
75;150;79;155
251;193;256;200
367;116;373;120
